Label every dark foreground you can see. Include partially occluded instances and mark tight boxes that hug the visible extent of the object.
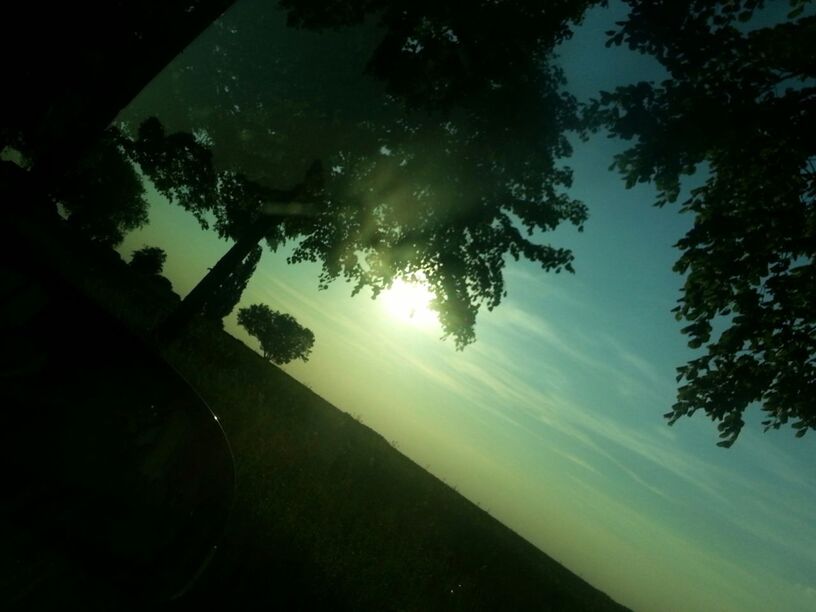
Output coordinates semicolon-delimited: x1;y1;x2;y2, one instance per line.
1;200;628;611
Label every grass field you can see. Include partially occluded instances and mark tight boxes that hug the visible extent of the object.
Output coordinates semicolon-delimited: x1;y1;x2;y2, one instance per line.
164;322;629;611
5;210;629;610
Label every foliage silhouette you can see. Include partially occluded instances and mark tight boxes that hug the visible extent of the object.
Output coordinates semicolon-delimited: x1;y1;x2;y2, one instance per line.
5;0;596;348
237;303;315;364
10;0;812;446
151;156;324;344
54;128;149;247
130;246;168;277
126;0;596;348
125;117;218;228
588;0;816;445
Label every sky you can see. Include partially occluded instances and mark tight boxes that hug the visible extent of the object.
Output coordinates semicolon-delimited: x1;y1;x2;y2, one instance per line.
119;3;816;611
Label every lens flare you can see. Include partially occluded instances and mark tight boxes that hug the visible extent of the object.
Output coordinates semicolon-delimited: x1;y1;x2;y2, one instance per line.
380;279;439;328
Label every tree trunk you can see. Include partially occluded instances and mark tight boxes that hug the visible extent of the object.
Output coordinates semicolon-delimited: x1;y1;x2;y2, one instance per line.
153;213;281;345
153;162;319;345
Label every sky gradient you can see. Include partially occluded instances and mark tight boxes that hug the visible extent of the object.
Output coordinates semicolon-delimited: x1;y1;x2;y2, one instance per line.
119;3;816;610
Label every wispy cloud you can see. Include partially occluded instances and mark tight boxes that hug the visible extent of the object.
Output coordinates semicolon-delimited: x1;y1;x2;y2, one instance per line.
493;303;668;406
419;298;816;572
252;271;816;597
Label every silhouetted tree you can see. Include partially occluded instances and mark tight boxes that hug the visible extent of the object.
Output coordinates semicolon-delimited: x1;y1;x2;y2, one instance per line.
54;128;149;247
4;0;596;352
130;246;168;276
202;245;263;326
128;245;177;296
278;0;592;109
125;118;218;228
131;1;596;349
589;1;816;445
153;158;324;344
237;304;315;364
6;0;813;447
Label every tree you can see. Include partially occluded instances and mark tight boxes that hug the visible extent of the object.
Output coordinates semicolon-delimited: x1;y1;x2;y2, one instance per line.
7;0;813;448
129;245;177;297
588;0;816;445
125;117;218;228
54;127;149;247
151;157;325;344
237;304;315;364
277;0;592;110
52;114;217;251
4;1;597;352
130;246;168;277
201;245;263;326
126;0;596;348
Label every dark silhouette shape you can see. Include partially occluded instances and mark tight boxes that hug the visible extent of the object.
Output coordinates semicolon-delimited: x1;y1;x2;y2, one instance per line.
128;1;595;349
53;128;149;247
129;245;176;296
589;1;816;445
126;117;218;228
154;159;324;344
278;0;591;110
1;2;236;186
107;116;319;344
237;304;315;364
202;245;263;326
1;177;234;606
130;246;168;277
4;0;598;350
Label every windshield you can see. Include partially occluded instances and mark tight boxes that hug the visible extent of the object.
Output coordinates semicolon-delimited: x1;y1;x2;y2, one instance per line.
1;2;814;611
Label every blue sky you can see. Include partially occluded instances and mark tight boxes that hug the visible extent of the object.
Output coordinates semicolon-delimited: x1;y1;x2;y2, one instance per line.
120;3;816;610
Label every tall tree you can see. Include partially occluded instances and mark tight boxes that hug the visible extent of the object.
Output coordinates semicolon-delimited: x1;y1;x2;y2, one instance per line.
126;0;596;348
589;0;816;445
151;158;325;344
3;0;595;352
201;245;263;326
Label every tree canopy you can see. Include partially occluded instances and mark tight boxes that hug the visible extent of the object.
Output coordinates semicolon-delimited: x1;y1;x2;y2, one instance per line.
278;0;592;110
125;117;218;229
11;0;812;445
589;0;816;445
130;246;168;277
123;0;596;348
53;128;149;247
237;304;315;364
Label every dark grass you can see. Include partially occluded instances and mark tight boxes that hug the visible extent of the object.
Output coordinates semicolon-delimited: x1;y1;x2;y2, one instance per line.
5;210;629;611
165;324;629;611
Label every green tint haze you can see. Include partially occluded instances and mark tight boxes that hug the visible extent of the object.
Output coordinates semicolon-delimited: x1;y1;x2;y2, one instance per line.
119;3;816;610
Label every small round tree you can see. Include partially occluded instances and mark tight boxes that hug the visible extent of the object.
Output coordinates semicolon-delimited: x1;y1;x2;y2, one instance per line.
237;304;314;365
129;246;167;276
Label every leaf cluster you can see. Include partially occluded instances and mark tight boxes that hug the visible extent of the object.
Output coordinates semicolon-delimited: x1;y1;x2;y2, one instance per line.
237;303;316;364
53;127;149;247
591;0;816;444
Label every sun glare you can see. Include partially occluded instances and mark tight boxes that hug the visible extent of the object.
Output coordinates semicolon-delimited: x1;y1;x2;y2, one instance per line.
380;279;439;328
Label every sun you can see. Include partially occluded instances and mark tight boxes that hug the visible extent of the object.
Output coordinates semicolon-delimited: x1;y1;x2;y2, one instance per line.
380;278;439;328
